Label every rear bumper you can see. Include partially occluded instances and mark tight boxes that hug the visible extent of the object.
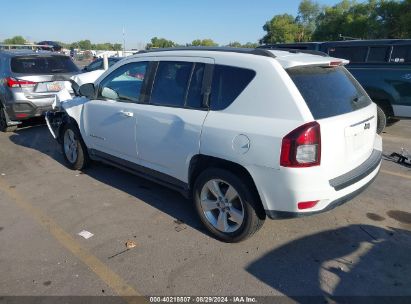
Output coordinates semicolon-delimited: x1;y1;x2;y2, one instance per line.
247;135;383;218
265;170;379;219
6;101;53;120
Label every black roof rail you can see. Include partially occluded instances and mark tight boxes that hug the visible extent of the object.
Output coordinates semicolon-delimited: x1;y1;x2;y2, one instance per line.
137;47;276;58
258;45;329;57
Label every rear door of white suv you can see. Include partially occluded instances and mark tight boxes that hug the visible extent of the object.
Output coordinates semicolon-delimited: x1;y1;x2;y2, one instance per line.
134;57;214;182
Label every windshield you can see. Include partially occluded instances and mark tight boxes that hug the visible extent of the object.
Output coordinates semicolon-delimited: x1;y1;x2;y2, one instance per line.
288;66;371;119
11;55;79;74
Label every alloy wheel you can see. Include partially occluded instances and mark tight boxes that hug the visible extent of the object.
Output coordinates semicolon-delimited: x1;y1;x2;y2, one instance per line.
63;129;78;164
200;179;245;233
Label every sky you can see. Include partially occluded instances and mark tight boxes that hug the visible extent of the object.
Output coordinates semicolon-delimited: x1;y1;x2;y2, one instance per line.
0;0;341;49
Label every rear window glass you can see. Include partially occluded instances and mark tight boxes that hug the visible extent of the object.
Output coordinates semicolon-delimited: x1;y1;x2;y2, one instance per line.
210;65;255;110
11;56;79;74
367;46;390;62
288;66;371;119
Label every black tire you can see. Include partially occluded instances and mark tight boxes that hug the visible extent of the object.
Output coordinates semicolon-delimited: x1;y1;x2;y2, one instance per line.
0;107;17;133
61;123;89;170
193;168;265;242
376;105;386;134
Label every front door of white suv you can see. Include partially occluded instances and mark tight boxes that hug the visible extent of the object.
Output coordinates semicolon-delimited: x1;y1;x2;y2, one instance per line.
134;58;213;182
83;61;148;162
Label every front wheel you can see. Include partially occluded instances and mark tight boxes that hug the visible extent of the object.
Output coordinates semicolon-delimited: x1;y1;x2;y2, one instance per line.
193;168;265;242
61;123;89;170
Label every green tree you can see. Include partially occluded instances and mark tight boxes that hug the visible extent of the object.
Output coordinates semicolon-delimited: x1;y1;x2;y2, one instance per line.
261;14;300;44
191;39;218;47
228;41;242;48
146;37;176;49
376;0;408;38
399;0;411;38
113;43;122;51
296;0;321;41
312;0;355;41
78;40;92;50
242;42;260;48
3;36;26;45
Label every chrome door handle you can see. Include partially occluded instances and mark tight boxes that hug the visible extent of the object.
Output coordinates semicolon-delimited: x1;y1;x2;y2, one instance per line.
119;110;134;117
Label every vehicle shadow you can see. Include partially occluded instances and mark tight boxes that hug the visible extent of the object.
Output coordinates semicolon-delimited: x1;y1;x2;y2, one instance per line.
246;224;411;302
9;125;208;236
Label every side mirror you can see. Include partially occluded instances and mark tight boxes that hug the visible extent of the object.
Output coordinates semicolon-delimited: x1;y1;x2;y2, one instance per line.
79;83;96;99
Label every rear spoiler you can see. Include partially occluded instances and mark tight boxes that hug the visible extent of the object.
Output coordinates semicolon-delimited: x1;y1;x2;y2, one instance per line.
257;46;329;57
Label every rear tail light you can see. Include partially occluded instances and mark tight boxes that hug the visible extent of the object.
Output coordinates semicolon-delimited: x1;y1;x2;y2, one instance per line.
329;61;343;67
280;121;321;167
15;113;29;119
6;77;37;88
298;200;319;210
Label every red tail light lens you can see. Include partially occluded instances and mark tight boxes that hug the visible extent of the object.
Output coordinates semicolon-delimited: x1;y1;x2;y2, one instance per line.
298;200;319;210
280;121;321;167
6;77;37;88
15;113;29;118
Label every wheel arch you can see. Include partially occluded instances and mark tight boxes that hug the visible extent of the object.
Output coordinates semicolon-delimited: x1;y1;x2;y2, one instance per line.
188;154;266;219
56;112;82;143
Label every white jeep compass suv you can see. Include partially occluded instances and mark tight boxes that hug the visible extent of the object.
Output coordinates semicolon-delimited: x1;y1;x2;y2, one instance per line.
46;47;382;242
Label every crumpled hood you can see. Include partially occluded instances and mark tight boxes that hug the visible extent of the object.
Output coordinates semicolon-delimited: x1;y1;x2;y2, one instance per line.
71;70;105;87
52;89;88;111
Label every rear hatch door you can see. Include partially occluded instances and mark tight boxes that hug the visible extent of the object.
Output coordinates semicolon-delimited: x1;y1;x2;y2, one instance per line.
288;65;378;178
10;55;79;97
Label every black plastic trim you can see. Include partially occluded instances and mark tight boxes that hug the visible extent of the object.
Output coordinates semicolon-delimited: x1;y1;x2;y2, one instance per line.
266;172;379;219
138;47;276;58
89;149;190;197
329;149;382;191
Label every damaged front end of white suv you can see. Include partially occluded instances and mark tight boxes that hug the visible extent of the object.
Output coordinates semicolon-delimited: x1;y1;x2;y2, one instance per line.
46;70;104;142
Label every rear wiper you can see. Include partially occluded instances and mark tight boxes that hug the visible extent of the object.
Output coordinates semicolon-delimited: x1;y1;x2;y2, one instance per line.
51;69;65;72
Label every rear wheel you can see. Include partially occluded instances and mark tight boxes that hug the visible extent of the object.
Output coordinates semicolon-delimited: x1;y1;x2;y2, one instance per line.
0;107;17;133
61;123;89;170
376;105;386;134
193;168;264;242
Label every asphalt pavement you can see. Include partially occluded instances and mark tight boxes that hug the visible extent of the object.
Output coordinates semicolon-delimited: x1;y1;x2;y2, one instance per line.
0;120;410;302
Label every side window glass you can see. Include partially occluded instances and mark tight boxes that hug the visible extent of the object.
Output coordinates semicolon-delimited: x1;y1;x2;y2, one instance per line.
186;63;205;109
99;62;148;103
87;60;102;71
328;47;367;63
210;65;256;110
390;46;411;63
367;47;390;62
108;59;119;67
150;61;193;107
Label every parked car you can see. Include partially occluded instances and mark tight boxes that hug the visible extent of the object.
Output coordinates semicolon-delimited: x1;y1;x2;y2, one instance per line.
37;41;63;52
46;47;382;242
259;39;411;133
0;50;80;132
82;57;124;72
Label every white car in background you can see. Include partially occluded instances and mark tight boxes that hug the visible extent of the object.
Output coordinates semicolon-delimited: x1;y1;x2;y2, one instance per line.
46;47;382;242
